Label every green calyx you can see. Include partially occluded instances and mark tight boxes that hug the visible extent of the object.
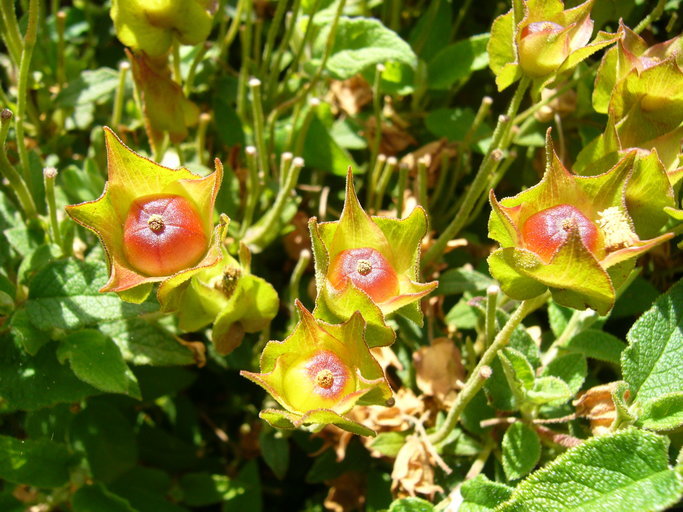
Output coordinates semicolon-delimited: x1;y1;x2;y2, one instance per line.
309;168;437;347
488;130;672;315
240;302;392;436
111;0;214;58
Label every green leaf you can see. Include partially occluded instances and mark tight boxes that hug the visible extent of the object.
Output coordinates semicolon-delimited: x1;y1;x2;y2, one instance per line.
319;17;417;79
460;474;513;512
98;318;195;366
71;400;138;483
9;308;49;355
57;330;141;399
622;279;683;404
72;483;138;512
500;347;535;390
425;108;491;142
427;33;490;90
55;68;119;108
389;497;434;512
495;429;683;512
437;267;496;295
0;435;73;488
259;427;290;480
369;431;408;457
179;472;245;507
26;260;158;331
526;376;573;405
502;422;541;481
547;302;574;338
636;393;683;432
303;110;358;176
564;329;626;364
0;337;98;412
541;353;587;395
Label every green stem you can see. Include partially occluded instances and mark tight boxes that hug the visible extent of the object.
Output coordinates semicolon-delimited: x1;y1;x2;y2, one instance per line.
196;112;211;166
366;154;386;207
0;0;23;65
16;0;40;187
183;42;210;96
417;155;429;210
395;162;408;216
243;157;304;247
221;0;246;58
43;167;63;249
111;61;130;128
249;78;270;177
287;0;323;81
422;76;530;269
267;0;302;99
287;247;311;323
369;63;385;172
451;0;473;39
484;285;499;349
428;292;548;445
239;145;259;237
373;155;397;212
634;0;666;34
293;97;320;157
0;109;37;218
260;0;289;79
55;10;66;88
172;38;182;84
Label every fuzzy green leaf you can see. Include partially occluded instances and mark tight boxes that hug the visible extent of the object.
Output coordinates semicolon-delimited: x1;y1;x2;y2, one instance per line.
369;432;408;457
502;422;541;481
0;337;98;412
259;427;289;480
460;475;513;512
319;17;417;79
564;329;626;364
98;318;195;366
57;330;141;399
636;392;683;432
527;376;573;405
427;34;490;90
72;483;138;512
26;260;158;331
495;429;683;512
622;279;683;404
0;435;73;488
389;498;434;512
541;353;587;395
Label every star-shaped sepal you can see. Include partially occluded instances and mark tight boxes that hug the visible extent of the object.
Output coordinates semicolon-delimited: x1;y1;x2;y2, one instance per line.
65;127;223;303
241;301;392;436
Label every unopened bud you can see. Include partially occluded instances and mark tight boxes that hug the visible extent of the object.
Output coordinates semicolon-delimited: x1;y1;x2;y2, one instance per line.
43;167;58;179
1;109;12;122
479;365;492;380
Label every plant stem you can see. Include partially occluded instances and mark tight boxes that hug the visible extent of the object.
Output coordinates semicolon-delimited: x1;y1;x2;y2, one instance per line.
366;154;386;207
172;38;182;84
634;0;666;34
16;0;40;188
240;145;259;237
293;97;320;157
220;0;246;58
485;285;500;348
55;10;66;89
243;157;304;248
0;0;23;66
43;167;63;250
0;109;37;218
395;162;408;216
183;42;210;96
373;156;397;212
417;155;429;210
249;78;270;176
260;0;289;80
422;76;530;269
196;112;211;166
428;292;548;445
111;61;130;128
369;63;385;173
267;0;302;99
287;248;311;321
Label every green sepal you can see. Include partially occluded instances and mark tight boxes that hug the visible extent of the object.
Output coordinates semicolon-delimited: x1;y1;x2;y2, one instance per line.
259;408;375;437
111;0;213;58
241;303;392;425
65;128;223;299
309;169;436;345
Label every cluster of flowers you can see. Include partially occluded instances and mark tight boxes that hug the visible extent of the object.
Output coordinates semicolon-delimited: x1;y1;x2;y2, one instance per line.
487;0;681;312
67;128;437;435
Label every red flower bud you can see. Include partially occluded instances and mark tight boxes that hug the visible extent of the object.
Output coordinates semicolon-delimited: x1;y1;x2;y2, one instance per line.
123;194;208;276
522;204;599;262
328;247;400;303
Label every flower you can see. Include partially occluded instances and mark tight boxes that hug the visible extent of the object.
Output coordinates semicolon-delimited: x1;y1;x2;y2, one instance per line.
157;240;279;355
241;301;392;435
488;131;672;314
111;0;214;58
309;169;437;347
65;128;222;303
488;0;617;92
577;25;683;173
